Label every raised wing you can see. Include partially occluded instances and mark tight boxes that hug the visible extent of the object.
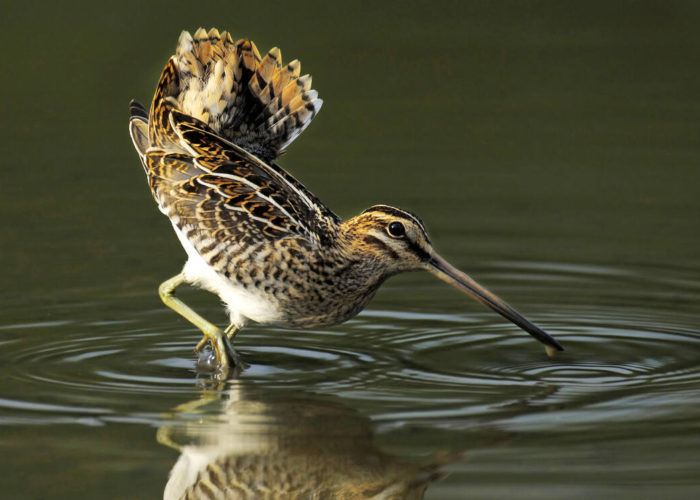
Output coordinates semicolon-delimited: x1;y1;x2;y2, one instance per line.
132;98;339;263
129;30;335;272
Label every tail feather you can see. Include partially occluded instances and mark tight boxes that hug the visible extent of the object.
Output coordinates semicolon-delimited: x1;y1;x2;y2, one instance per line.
141;27;322;163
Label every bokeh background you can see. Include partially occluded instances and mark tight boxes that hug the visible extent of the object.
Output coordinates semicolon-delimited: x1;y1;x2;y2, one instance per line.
2;1;699;499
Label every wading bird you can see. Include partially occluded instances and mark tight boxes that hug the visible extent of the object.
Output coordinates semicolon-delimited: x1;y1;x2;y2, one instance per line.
129;28;563;376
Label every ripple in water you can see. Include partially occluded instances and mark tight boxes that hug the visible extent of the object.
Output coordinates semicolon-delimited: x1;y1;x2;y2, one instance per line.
0;261;698;433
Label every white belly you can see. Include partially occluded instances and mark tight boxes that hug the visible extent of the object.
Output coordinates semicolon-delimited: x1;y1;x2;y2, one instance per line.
172;224;282;326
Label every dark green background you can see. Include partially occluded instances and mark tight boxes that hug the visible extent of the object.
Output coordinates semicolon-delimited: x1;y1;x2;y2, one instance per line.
4;1;699;296
2;2;699;499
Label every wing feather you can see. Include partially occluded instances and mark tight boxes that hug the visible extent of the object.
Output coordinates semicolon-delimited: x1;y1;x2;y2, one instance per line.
142;104;338;271
130;29;338;273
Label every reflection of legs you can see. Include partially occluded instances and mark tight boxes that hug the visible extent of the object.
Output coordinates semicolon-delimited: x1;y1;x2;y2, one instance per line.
159;273;230;373
157;391;224;450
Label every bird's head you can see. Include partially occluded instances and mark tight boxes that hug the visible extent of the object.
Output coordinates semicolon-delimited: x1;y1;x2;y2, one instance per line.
340;205;433;273
341;204;564;353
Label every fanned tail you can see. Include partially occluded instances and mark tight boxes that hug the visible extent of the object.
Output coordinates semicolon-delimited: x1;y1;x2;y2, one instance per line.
142;27;322;162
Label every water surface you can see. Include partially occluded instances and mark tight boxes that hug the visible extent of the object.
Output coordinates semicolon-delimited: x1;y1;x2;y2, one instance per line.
2;2;700;498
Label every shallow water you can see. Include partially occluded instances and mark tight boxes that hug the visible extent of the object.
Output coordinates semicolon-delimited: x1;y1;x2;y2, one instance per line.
2;2;700;499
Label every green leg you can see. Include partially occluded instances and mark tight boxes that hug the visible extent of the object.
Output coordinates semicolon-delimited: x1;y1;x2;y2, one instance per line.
222;323;247;368
159;273;230;375
224;323;239;339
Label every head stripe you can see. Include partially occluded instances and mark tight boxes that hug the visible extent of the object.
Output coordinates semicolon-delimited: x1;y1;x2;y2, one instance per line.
361;205;430;243
363;234;400;260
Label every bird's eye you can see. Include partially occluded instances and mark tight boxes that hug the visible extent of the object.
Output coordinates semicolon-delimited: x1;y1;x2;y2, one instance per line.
387;221;406;238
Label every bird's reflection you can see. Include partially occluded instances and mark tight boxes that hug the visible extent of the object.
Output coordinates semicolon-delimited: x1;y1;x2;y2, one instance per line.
159;382;447;499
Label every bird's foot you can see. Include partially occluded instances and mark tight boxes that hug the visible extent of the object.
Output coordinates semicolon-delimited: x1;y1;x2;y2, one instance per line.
194;330;248;378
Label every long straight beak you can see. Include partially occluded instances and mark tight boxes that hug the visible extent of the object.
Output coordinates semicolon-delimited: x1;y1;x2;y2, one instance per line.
426;253;563;353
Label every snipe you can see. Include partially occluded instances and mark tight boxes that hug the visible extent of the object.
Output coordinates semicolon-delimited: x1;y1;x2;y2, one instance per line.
129;28;563;376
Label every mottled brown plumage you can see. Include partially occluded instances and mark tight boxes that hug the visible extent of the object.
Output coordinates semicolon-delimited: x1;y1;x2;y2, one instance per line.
129;28;563;376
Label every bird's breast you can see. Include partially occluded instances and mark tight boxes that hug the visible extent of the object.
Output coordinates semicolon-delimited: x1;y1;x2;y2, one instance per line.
174;223;386;328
